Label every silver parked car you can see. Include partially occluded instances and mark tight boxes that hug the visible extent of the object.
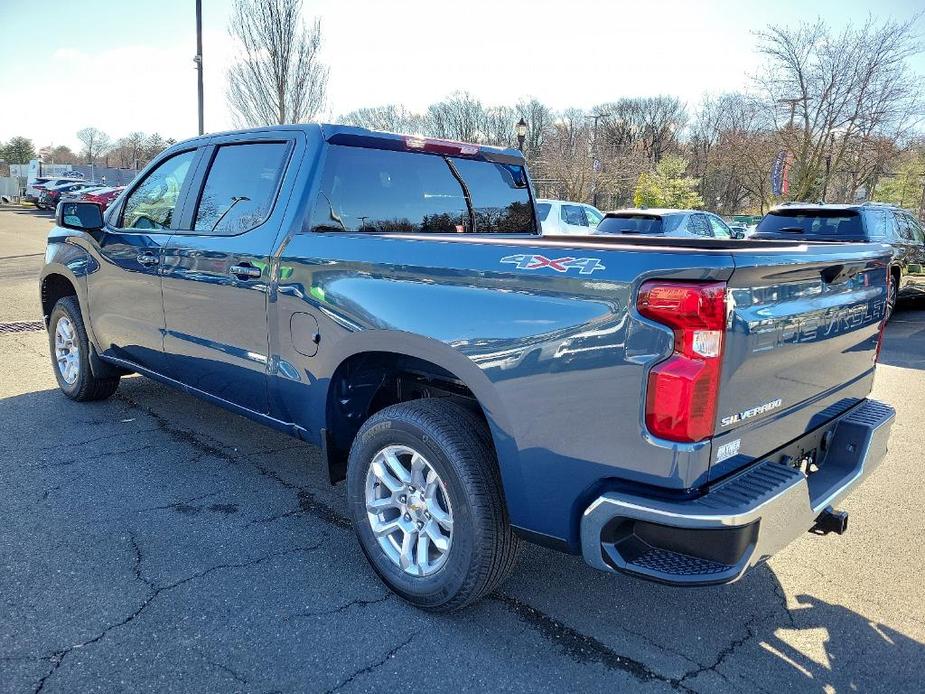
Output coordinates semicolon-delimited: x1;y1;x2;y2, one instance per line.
595;208;735;239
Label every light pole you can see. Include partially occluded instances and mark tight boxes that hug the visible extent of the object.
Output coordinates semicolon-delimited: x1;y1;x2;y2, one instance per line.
515;118;527;153
585;113;610;207
194;0;204;136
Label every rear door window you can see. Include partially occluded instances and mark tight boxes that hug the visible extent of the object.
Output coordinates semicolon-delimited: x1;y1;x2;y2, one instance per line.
706;214;732;238
308;145;535;233
193;142;289;235
561;204;590;227
584;206;603;227
688;214;711;237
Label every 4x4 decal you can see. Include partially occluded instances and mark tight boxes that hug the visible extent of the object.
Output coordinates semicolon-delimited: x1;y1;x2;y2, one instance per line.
500;254;606;275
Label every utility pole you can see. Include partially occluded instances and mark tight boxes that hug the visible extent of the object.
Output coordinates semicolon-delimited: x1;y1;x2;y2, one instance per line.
195;0;204;136
822;133;835;203
585;112;610;208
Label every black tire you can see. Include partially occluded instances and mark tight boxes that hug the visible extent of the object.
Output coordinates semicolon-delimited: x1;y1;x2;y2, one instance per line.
347;399;519;611
885;272;899;321
48;296;120;401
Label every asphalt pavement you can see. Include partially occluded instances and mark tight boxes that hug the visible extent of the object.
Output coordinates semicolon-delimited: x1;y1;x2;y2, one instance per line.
1;206;923;693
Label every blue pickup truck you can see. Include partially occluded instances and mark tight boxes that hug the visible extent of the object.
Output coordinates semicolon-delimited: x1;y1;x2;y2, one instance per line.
41;125;895;610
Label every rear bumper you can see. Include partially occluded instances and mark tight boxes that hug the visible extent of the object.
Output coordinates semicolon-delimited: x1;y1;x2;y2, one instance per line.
580;399;895;585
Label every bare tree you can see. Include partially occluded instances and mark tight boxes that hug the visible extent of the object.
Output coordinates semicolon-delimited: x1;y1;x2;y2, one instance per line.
227;0;329;127
339;105;423;133
76;127;111;165
516;98;554;159
425;92;487;142
755;16;923;201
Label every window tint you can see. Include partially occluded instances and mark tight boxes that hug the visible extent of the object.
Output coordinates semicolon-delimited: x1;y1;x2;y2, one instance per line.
898;213;925;243
449;157;533;232
908;216;925;243
584;206;603;226
121;150;195;230
561;204;589;226
308;145;536;233
688;214;711;237
597;214;663;234
706;215;732;238
536;203;552;221
754;209;864;240
194;142;288;234
894;213;919;242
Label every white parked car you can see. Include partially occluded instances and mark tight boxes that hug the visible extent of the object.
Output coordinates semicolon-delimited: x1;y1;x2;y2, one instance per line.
536;199;604;235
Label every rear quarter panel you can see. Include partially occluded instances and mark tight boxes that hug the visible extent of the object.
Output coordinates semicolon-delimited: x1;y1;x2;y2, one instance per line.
272;233;735;548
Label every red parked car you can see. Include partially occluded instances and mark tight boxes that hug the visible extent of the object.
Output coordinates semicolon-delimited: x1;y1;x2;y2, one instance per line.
79;186;125;210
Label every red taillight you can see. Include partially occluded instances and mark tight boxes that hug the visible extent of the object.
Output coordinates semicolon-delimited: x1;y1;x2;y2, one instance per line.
637;281;727;443
404;136;479;156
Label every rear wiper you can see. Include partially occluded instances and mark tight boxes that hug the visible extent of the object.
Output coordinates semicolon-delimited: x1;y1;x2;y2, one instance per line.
777;226;806;233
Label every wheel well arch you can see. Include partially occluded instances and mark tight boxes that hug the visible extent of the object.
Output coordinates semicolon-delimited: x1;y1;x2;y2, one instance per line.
41;273;78;321
323;350;496;483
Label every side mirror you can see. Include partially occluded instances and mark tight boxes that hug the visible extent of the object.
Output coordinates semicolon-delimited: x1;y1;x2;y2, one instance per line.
56;201;104;231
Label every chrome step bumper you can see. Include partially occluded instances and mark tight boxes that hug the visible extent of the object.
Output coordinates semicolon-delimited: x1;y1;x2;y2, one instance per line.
580;399;895;585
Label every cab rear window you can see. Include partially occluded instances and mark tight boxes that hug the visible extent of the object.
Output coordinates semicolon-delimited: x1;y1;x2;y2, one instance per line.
755;210;864;240
308;145;535;233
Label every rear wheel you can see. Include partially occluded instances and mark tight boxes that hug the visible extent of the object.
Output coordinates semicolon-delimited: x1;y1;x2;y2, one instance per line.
48;296;120;401
346;399;519;611
886;271;899;320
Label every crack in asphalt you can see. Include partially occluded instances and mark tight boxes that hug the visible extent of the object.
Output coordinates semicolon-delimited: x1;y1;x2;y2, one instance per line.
288;594;392;620
324;632;417;693
27;443;158;471
1;427;161;455
202;657;249;685
31;534;326;693
135;491;221;513
493;593;694;691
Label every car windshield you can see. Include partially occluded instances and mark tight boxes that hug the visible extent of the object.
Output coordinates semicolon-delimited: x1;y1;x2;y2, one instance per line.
755;209;864;240
597;214;679;235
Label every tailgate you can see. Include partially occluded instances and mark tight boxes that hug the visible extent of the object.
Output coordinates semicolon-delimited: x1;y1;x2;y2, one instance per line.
710;242;889;479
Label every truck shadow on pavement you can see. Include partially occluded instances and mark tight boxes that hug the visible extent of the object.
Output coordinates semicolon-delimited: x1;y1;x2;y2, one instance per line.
879;298;925;371
2;380;922;693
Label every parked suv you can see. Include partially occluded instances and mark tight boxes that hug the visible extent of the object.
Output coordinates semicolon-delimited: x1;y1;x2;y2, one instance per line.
753;203;925;317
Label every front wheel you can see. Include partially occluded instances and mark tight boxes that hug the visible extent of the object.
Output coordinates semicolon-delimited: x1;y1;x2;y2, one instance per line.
347;399;519;611
48;296;120;401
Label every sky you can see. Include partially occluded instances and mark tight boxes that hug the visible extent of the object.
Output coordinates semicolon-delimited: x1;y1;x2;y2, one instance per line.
1;0;923;153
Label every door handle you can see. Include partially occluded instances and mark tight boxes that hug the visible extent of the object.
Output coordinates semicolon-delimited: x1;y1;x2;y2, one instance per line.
137;252;159;266
230;263;262;280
